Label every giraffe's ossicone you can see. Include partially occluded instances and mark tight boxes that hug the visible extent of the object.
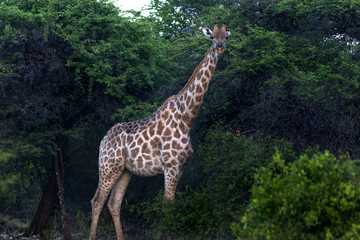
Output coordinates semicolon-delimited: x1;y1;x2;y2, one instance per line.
89;24;230;240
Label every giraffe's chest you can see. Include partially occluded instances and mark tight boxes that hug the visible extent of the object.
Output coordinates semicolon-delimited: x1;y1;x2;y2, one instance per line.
124;128;192;177
123;128;163;176
125;144;163;177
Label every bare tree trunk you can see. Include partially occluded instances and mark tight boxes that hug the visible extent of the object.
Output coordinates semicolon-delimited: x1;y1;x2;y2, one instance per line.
25;170;57;236
25;137;72;237
53;144;72;240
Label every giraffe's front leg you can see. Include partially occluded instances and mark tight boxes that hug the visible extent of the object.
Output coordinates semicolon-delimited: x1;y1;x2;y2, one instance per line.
156;167;181;240
163;167;181;201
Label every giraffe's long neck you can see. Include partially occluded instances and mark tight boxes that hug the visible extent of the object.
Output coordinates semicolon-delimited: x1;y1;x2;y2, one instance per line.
175;47;218;130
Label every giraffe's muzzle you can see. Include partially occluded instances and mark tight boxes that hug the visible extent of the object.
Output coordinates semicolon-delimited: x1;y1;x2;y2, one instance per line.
216;47;225;54
216;42;226;54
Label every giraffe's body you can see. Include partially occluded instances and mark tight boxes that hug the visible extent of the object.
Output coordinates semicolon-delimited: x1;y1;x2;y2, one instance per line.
89;24;230;240
99;99;193;178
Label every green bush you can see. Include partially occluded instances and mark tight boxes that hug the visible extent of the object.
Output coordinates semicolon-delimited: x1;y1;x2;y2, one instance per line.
136;188;222;238
233;151;360;239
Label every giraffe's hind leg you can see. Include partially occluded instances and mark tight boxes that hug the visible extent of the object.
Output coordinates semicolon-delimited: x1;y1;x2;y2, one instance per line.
89;177;121;240
89;151;126;240
107;170;132;240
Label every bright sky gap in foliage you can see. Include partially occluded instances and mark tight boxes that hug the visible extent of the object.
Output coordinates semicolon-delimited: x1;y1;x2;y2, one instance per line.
113;0;152;11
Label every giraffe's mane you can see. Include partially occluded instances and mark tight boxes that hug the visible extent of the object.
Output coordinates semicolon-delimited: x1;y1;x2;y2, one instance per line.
165;48;211;102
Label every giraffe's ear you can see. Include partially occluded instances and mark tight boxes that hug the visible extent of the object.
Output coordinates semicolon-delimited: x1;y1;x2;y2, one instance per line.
226;31;231;37
202;28;213;38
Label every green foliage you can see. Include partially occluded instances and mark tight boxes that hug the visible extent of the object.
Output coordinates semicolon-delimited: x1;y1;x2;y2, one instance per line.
261;0;360;40
0;134;45;206
71;211;91;237
224;22;360;104
0;151;32;232
234;151;360;239
138;189;224;238
0;151;17;201
199;129;294;209
53;0;167;103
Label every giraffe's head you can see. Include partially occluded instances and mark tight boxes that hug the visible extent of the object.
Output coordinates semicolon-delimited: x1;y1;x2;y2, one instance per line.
202;24;230;54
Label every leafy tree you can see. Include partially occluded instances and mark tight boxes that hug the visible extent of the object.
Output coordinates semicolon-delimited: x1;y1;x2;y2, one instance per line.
234;151;360;239
0;0;172;235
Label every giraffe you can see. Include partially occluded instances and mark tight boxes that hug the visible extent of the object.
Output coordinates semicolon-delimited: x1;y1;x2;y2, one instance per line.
89;24;230;240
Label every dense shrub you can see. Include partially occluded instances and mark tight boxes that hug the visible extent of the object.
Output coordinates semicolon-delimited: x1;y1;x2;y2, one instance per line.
233;151;360;239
